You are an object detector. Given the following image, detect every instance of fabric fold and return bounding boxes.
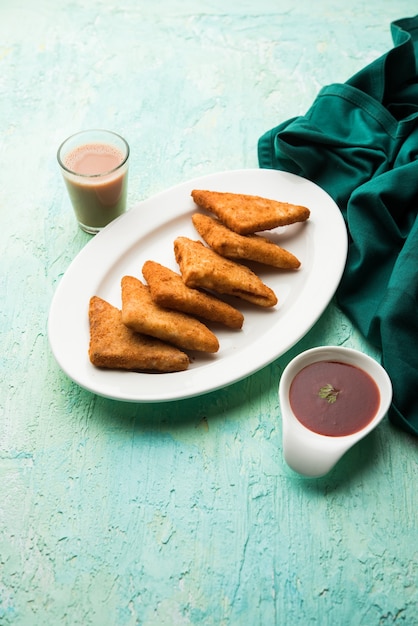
[258,15,418,436]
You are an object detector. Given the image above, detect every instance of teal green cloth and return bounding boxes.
[258,16,418,436]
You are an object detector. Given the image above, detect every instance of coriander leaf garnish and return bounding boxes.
[318,383,340,404]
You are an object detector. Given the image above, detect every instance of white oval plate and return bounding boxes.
[48,169,348,402]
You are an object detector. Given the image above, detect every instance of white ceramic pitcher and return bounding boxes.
[278,346,393,478]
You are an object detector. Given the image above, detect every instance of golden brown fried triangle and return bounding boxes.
[191,189,310,234]
[142,260,244,329]
[121,275,219,353]
[192,213,301,269]
[88,296,189,372]
[174,237,277,308]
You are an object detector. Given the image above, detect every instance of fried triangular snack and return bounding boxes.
[88,296,189,372]
[121,275,219,353]
[142,260,244,329]
[191,189,310,234]
[174,237,278,308]
[192,213,301,269]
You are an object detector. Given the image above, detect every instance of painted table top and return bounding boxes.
[1,1,417,624]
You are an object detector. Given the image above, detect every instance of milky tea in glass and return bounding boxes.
[57,130,129,234]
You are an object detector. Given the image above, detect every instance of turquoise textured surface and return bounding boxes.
[1,2,417,625]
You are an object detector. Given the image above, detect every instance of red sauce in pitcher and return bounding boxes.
[289,360,380,437]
